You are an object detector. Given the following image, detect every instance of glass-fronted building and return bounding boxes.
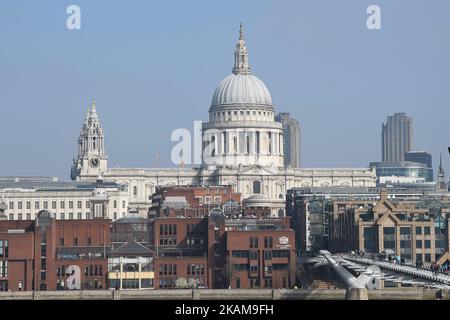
[370,161,434,183]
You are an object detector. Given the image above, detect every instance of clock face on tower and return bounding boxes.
[89,157,100,168]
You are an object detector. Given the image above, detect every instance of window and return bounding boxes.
[253,181,261,194]
[4,241,8,258]
[52,201,56,209]
[26,202,31,210]
[400,227,410,235]
[43,201,48,209]
[35,201,39,209]
[133,186,137,196]
[60,238,64,246]
[88,237,92,245]
[0,261,7,277]
[236,277,240,289]
[424,240,431,248]
[122,201,126,209]
[69,213,73,220]
[264,265,272,274]
[26,213,31,220]
[69,201,73,209]
[232,250,249,258]
[18,213,22,220]
[18,202,22,210]
[272,250,289,258]
[60,213,65,220]
[250,237,258,248]
[9,214,13,220]
[86,201,90,209]
[0,241,3,257]
[113,212,117,220]
[77,201,82,209]
[416,240,422,248]
[383,227,396,251]
[113,201,117,209]
[73,238,78,246]
[78,212,82,220]
[60,201,65,209]
[9,202,13,210]
[416,226,422,235]
[264,237,273,248]
[424,227,431,235]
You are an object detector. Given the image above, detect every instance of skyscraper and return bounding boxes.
[275,113,301,168]
[381,113,412,162]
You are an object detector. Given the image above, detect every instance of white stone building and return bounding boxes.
[70,24,376,216]
[0,176,129,221]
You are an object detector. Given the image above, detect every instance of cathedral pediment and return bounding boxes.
[237,164,276,176]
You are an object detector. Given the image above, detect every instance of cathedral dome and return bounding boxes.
[210,23,273,109]
[211,73,272,107]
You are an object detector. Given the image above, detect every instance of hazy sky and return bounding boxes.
[0,0,449,179]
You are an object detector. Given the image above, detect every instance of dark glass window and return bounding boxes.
[252,181,261,194]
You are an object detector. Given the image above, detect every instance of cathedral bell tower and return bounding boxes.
[71,101,108,180]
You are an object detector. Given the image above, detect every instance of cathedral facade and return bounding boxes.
[71,25,376,216]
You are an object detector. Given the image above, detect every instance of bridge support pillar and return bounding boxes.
[345,288,368,300]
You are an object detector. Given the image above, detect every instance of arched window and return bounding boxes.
[253,181,261,194]
[133,186,137,196]
[278,209,285,218]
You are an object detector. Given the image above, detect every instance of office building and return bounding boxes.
[405,151,432,168]
[381,113,413,162]
[275,113,301,168]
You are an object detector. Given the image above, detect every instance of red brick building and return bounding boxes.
[226,227,295,289]
[148,186,296,289]
[0,210,110,291]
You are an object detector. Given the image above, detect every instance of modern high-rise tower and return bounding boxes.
[275,113,301,168]
[381,113,412,162]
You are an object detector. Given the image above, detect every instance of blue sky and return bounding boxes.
[0,0,449,179]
